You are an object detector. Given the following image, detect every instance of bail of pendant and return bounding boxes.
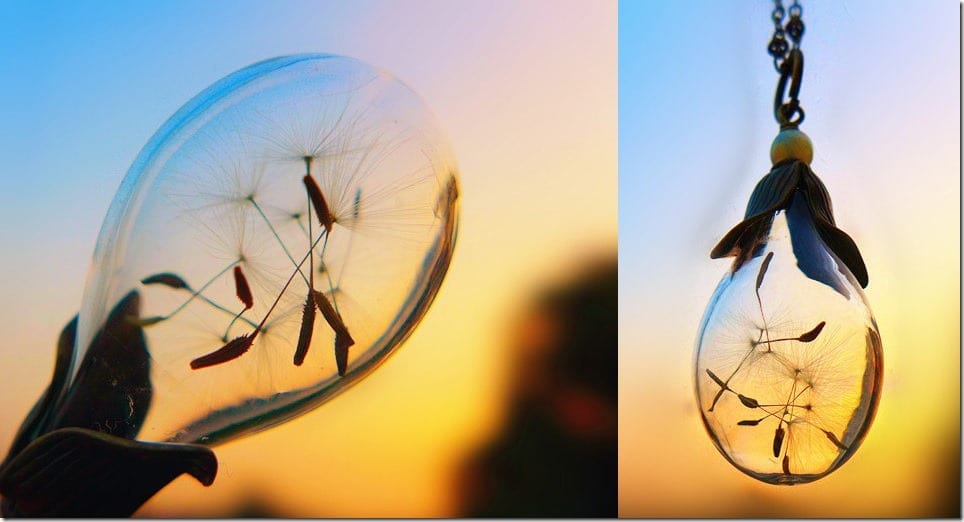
[771,47,811,164]
[774,48,805,126]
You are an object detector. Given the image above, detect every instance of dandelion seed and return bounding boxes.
[706,369,731,412]
[303,174,334,233]
[753,255,775,351]
[293,293,316,366]
[233,266,254,309]
[753,322,826,345]
[738,419,762,426]
[706,368,726,388]
[141,261,241,324]
[294,165,320,369]
[335,330,355,377]
[141,273,190,290]
[738,394,760,409]
[195,230,322,370]
[756,252,774,290]
[313,289,355,375]
[190,332,258,369]
[216,265,257,339]
[782,454,791,474]
[313,290,346,335]
[797,321,826,343]
[772,426,785,457]
[824,430,848,450]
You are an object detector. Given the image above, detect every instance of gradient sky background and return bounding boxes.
[620,0,959,517]
[0,0,616,516]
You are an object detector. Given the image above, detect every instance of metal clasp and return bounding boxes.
[774,48,805,127]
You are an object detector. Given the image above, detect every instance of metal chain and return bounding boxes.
[768,0,805,72]
[769,0,806,126]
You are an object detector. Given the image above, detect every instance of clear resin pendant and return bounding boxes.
[50,54,459,446]
[695,137,882,484]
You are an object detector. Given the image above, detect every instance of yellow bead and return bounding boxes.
[770,128,813,165]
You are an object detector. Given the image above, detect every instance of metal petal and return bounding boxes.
[744,160,803,219]
[712,160,869,288]
[0,427,216,517]
[51,291,152,439]
[800,167,837,226]
[814,221,869,288]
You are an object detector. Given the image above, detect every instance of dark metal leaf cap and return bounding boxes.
[0,292,220,517]
[0,427,217,517]
[710,160,869,288]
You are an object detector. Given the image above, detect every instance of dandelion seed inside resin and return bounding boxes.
[695,165,882,485]
[695,5,881,482]
[70,54,460,445]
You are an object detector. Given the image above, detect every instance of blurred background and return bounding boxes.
[0,0,616,516]
[620,0,959,517]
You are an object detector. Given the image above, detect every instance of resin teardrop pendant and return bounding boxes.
[694,128,882,485]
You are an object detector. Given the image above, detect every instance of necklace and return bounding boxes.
[693,0,883,485]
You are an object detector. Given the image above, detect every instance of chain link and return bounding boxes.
[767,0,805,72]
[769,0,806,126]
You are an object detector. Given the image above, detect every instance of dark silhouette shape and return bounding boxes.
[49,292,152,437]
[459,256,617,517]
[0,427,216,517]
[0,291,217,517]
